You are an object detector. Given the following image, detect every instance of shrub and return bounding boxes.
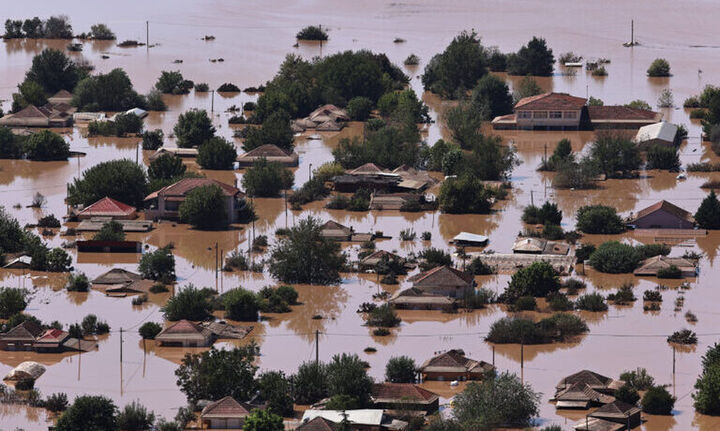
[591,66,608,77]
[288,177,330,207]
[138,322,162,339]
[385,356,416,383]
[502,261,560,302]
[461,288,496,309]
[178,184,229,229]
[46,248,72,272]
[45,392,69,412]
[547,292,574,311]
[647,58,671,77]
[439,176,495,214]
[66,272,89,292]
[636,243,671,259]
[588,241,642,273]
[217,83,240,92]
[642,386,675,415]
[72,68,145,111]
[148,153,186,181]
[0,288,29,319]
[588,132,641,178]
[695,190,720,229]
[574,244,596,262]
[141,129,164,150]
[54,395,118,431]
[469,257,495,275]
[242,159,294,197]
[92,220,126,241]
[421,30,488,98]
[522,202,562,225]
[162,284,213,321]
[67,159,148,208]
[486,313,587,344]
[173,109,215,148]
[24,130,70,161]
[574,293,608,311]
[224,288,260,321]
[146,89,167,111]
[367,304,401,327]
[657,265,682,279]
[194,83,209,92]
[37,214,60,228]
[418,248,453,271]
[607,284,636,304]
[667,329,697,344]
[197,137,236,170]
[643,290,663,302]
[506,36,555,76]
[657,88,674,108]
[80,314,110,335]
[620,367,655,391]
[576,205,624,234]
[399,229,416,241]
[225,250,249,270]
[347,96,373,121]
[139,246,176,282]
[117,401,155,431]
[647,145,680,170]
[404,54,419,66]
[513,296,537,311]
[155,71,193,94]
[615,384,640,405]
[562,278,587,294]
[296,25,328,41]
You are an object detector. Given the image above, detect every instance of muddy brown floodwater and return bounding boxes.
[2,1,720,429]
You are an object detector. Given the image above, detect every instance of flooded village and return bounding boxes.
[2,1,720,430]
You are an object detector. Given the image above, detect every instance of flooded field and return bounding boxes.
[2,1,720,429]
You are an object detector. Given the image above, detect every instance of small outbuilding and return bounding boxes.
[553,382,616,409]
[634,121,678,148]
[371,383,440,414]
[200,396,252,429]
[155,320,214,347]
[418,349,495,381]
[3,255,32,269]
[587,401,642,429]
[629,200,694,230]
[408,266,475,298]
[93,268,143,285]
[236,144,299,167]
[633,256,697,277]
[388,287,457,310]
[451,232,489,246]
[320,220,353,241]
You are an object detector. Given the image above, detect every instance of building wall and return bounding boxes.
[416,284,472,298]
[516,109,581,129]
[0,340,35,351]
[635,211,693,229]
[206,417,244,429]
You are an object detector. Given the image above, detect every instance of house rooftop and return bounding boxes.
[556,370,618,391]
[587,105,661,121]
[589,400,642,419]
[371,383,439,403]
[78,197,136,218]
[408,265,474,286]
[144,178,243,201]
[240,144,293,158]
[418,349,494,374]
[201,396,251,419]
[633,200,693,224]
[635,121,678,143]
[515,92,587,111]
[297,416,338,431]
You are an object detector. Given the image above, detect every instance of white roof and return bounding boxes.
[302,410,384,426]
[3,255,32,268]
[125,108,148,118]
[4,361,46,381]
[635,121,677,143]
[452,232,489,244]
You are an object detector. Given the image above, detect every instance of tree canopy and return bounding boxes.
[197,137,237,170]
[162,284,213,321]
[174,109,216,148]
[24,48,83,94]
[422,31,488,98]
[72,68,145,112]
[507,37,555,76]
[695,190,720,229]
[242,158,294,197]
[178,184,229,229]
[576,204,624,234]
[55,395,118,431]
[502,261,560,302]
[138,246,176,282]
[243,111,294,153]
[23,130,70,161]
[67,159,148,207]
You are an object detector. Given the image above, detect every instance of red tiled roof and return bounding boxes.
[514,92,587,111]
[201,396,251,419]
[634,200,693,224]
[587,105,659,121]
[408,265,474,286]
[372,383,439,402]
[297,417,338,431]
[79,197,136,217]
[163,320,206,335]
[36,329,68,342]
[144,178,243,201]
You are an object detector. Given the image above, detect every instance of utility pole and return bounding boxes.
[146,21,149,49]
[543,143,547,165]
[211,90,215,113]
[308,163,313,181]
[284,189,288,228]
[631,20,634,46]
[492,345,495,366]
[672,345,676,375]
[119,327,123,363]
[530,190,534,207]
[214,242,219,282]
[135,142,139,164]
[319,24,323,56]
[315,330,319,363]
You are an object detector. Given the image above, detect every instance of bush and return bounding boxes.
[667,329,697,344]
[146,89,167,111]
[647,145,680,170]
[615,384,640,405]
[139,246,176,282]
[138,322,162,339]
[647,58,671,77]
[72,68,145,112]
[422,30,488,98]
[45,393,69,412]
[608,284,636,304]
[55,395,118,431]
[502,261,560,302]
[66,272,89,292]
[461,288,495,309]
[588,132,641,178]
[178,184,229,229]
[117,401,155,431]
[223,288,260,321]
[197,137,237,170]
[576,205,624,234]
[23,130,70,161]
[173,109,215,148]
[439,176,495,214]
[642,386,675,415]
[547,292,574,311]
[695,190,720,229]
[620,367,655,391]
[385,356,416,383]
[92,220,126,242]
[636,243,671,259]
[643,290,663,302]
[217,83,240,92]
[67,159,148,208]
[148,153,186,180]
[506,36,555,76]
[242,158,294,197]
[155,71,193,94]
[367,304,401,327]
[404,54,419,66]
[194,82,209,92]
[162,284,213,321]
[513,296,537,311]
[418,248,453,271]
[486,314,588,344]
[574,293,608,311]
[469,257,495,275]
[46,248,72,272]
[141,129,164,150]
[288,177,330,207]
[522,202,562,225]
[657,265,682,279]
[106,113,143,137]
[333,120,421,170]
[243,111,294,153]
[296,25,328,41]
[347,96,373,121]
[588,241,641,273]
[37,214,60,228]
[294,361,329,404]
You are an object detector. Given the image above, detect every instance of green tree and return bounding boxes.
[507,37,555,76]
[243,111,294,153]
[46,248,72,272]
[642,386,675,415]
[92,220,126,241]
[139,246,176,282]
[117,401,155,431]
[293,361,329,405]
[614,384,640,405]
[269,216,346,284]
[522,201,562,225]
[197,137,237,170]
[72,68,144,111]
[385,356,417,383]
[647,145,680,170]
[0,126,24,159]
[258,371,294,416]
[647,58,671,77]
[444,102,483,150]
[332,120,421,170]
[422,30,488,98]
[148,154,186,180]
[439,176,495,214]
[112,113,143,137]
[453,372,540,430]
[694,364,720,415]
[67,159,148,207]
[502,261,560,302]
[23,130,70,161]
[173,109,216,148]
[576,205,624,234]
[366,304,401,327]
[175,344,259,403]
[327,353,373,407]
[24,48,82,94]
[471,74,514,120]
[695,190,720,229]
[18,80,48,107]
[0,287,29,318]
[55,395,118,431]
[626,99,652,110]
[376,90,429,123]
[242,158,294,197]
[587,241,642,273]
[43,16,73,39]
[513,76,543,100]
[162,284,212,321]
[589,132,641,177]
[141,129,164,150]
[178,184,229,229]
[243,409,284,431]
[138,322,162,339]
[155,71,192,94]
[89,23,115,40]
[223,288,259,321]
[347,96,373,121]
[296,25,328,41]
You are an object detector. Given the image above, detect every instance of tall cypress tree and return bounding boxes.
[695,190,720,229]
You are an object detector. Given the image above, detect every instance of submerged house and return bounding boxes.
[418,349,495,381]
[92,268,142,285]
[629,200,694,230]
[512,237,570,255]
[320,220,353,241]
[587,401,642,429]
[0,103,75,127]
[200,396,252,429]
[236,144,299,167]
[144,178,246,223]
[47,90,73,105]
[155,320,214,347]
[633,256,696,277]
[296,417,342,431]
[0,320,44,351]
[33,329,70,353]
[553,382,616,409]
[302,409,388,431]
[293,104,349,132]
[634,121,679,148]
[556,370,622,395]
[407,266,475,298]
[371,383,440,414]
[388,287,457,310]
[76,197,137,220]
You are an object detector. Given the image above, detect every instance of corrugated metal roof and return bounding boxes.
[635,121,677,143]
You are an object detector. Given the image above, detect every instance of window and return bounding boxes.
[550,111,562,119]
[564,111,578,119]
[518,111,531,119]
[533,111,548,119]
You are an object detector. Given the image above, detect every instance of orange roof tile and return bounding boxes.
[514,92,587,111]
[79,197,136,217]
